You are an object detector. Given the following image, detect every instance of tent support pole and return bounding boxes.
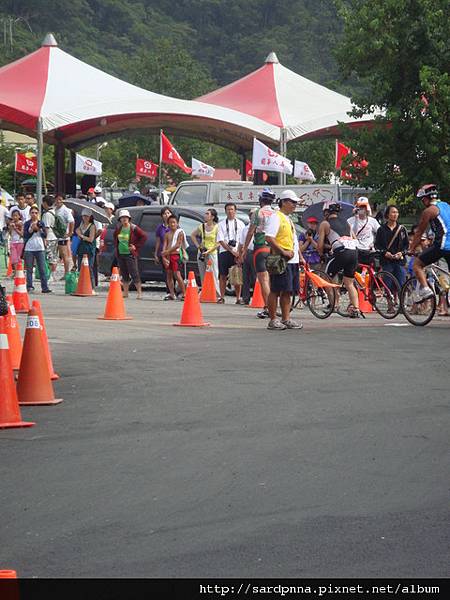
[279,128,287,186]
[240,151,246,181]
[36,118,44,211]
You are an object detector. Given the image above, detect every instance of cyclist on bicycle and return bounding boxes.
[318,201,361,317]
[241,188,276,318]
[409,184,450,301]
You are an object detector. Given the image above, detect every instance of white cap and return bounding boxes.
[94,185,102,193]
[81,208,92,217]
[356,196,370,206]
[104,201,115,210]
[280,189,300,203]
[118,209,131,219]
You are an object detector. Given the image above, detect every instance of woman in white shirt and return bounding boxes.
[23,205,51,293]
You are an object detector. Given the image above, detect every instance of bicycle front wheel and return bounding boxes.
[400,277,436,326]
[306,270,335,319]
[370,271,401,319]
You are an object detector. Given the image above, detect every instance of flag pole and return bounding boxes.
[158,129,163,203]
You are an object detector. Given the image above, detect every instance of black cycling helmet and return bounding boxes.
[323,200,342,214]
[259,187,276,204]
[416,184,438,199]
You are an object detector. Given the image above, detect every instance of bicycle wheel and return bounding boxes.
[400,277,436,326]
[369,270,401,319]
[306,270,335,319]
[334,273,352,316]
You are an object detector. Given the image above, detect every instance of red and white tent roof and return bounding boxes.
[0,34,279,150]
[198,52,376,142]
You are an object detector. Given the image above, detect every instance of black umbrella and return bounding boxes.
[63,198,112,224]
[118,193,153,208]
[301,201,354,227]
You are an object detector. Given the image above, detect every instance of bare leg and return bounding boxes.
[280,292,291,321]
[167,271,176,298]
[258,271,270,306]
[136,282,143,299]
[413,258,429,288]
[344,276,359,309]
[175,272,186,296]
[122,281,130,298]
[268,291,279,320]
[219,274,227,299]
[234,284,242,301]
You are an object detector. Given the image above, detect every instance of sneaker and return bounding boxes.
[257,308,269,319]
[413,286,434,303]
[282,319,303,329]
[163,295,175,301]
[42,289,53,294]
[267,319,287,330]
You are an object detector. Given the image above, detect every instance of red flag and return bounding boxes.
[136,158,158,178]
[335,141,351,170]
[15,152,37,176]
[245,160,253,179]
[160,132,192,174]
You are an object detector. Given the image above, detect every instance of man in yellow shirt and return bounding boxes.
[264,190,305,330]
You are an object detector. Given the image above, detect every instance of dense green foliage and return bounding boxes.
[335,0,450,209]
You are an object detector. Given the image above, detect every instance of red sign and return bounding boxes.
[15,153,37,176]
[161,132,192,174]
[245,160,253,179]
[136,158,158,178]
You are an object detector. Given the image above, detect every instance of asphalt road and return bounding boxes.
[0,283,449,578]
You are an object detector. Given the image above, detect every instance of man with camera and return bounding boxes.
[217,202,245,304]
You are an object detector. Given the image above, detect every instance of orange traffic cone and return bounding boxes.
[98,267,132,320]
[0,570,17,577]
[358,289,373,313]
[17,308,63,406]
[199,259,217,303]
[32,300,59,380]
[72,254,95,296]
[0,317,35,429]
[12,261,30,313]
[5,296,22,370]
[248,279,265,309]
[174,271,210,327]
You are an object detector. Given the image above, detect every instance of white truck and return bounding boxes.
[169,180,369,210]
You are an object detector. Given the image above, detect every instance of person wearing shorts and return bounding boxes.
[217,203,245,304]
[241,188,275,317]
[161,214,187,301]
[113,209,147,299]
[264,190,305,330]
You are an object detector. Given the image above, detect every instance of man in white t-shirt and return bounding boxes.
[216,202,245,303]
[347,197,380,263]
[10,193,30,222]
[55,193,75,278]
[42,195,59,281]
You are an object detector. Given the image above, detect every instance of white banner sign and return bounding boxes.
[294,160,316,182]
[252,138,292,175]
[191,157,215,177]
[75,153,102,175]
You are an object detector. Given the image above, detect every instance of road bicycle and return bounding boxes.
[334,252,401,319]
[400,261,450,326]
[292,263,336,319]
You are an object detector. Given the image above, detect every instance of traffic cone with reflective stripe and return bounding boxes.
[6,256,13,277]
[0,317,35,429]
[248,279,265,309]
[5,296,22,370]
[199,259,217,303]
[72,254,95,296]
[98,267,132,320]
[32,300,59,380]
[174,271,210,327]
[12,261,30,313]
[17,308,63,406]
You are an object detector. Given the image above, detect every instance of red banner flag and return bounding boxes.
[335,141,368,180]
[136,158,158,178]
[245,160,253,179]
[335,141,350,170]
[15,152,37,176]
[160,132,192,174]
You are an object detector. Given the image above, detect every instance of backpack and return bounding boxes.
[44,208,67,238]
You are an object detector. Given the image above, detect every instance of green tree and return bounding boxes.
[335,0,450,210]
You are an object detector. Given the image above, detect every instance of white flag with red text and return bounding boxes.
[252,138,292,175]
[75,153,102,175]
[191,157,215,177]
[293,160,316,182]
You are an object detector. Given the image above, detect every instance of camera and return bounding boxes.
[198,246,207,261]
[306,229,314,237]
[229,239,237,248]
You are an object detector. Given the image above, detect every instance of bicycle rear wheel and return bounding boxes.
[306,270,335,319]
[400,277,436,325]
[334,273,352,316]
[370,271,401,319]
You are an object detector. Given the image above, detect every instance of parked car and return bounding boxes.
[98,205,250,283]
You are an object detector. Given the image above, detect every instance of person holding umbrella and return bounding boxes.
[113,209,147,300]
